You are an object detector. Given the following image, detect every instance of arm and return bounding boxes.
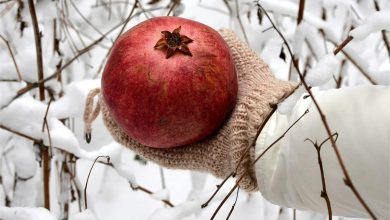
[255,85,390,219]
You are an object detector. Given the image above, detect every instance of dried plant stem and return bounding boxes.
[95,0,139,77]
[202,105,279,209]
[339,50,377,85]
[373,0,390,60]
[257,3,377,219]
[203,85,298,210]
[132,185,174,207]
[84,156,110,209]
[226,187,240,219]
[381,31,390,60]
[305,133,339,220]
[210,109,309,219]
[201,173,233,208]
[297,0,305,25]
[1,17,131,110]
[28,0,45,101]
[333,35,353,55]
[0,35,23,81]
[234,0,249,44]
[27,0,50,210]
[166,0,178,16]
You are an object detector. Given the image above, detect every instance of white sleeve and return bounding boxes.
[254,85,390,219]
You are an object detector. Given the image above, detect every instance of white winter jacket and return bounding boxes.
[255,85,390,219]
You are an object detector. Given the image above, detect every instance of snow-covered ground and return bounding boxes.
[0,0,389,219]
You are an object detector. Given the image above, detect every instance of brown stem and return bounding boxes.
[166,0,178,16]
[234,0,249,44]
[2,19,126,109]
[335,59,346,88]
[373,0,390,61]
[333,35,353,55]
[306,134,339,220]
[84,156,110,209]
[28,0,50,209]
[201,173,233,208]
[381,31,390,60]
[339,50,377,85]
[226,187,240,219]
[132,185,174,207]
[27,0,45,101]
[257,3,378,219]
[94,0,139,78]
[297,0,305,25]
[0,35,23,81]
[210,109,309,219]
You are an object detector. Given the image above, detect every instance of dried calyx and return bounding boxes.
[154,26,194,59]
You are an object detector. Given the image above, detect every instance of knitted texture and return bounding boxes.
[98,29,297,192]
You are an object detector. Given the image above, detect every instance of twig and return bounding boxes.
[0,35,23,81]
[335,59,346,88]
[0,124,38,143]
[201,173,233,208]
[339,49,377,85]
[234,0,249,44]
[210,109,309,219]
[69,0,105,37]
[166,0,178,16]
[201,105,279,209]
[84,156,110,209]
[373,0,390,61]
[132,185,174,207]
[27,0,50,210]
[203,85,298,209]
[257,3,377,219]
[333,35,353,55]
[305,133,339,220]
[1,17,130,109]
[226,187,240,219]
[28,0,45,101]
[297,0,305,25]
[94,0,139,78]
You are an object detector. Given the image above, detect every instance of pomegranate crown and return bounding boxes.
[154,26,194,59]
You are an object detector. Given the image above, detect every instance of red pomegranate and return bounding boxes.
[102,16,237,148]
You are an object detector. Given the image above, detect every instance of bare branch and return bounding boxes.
[297,0,305,25]
[209,109,309,219]
[27,0,45,101]
[84,156,110,209]
[333,35,353,55]
[256,3,378,219]
[131,185,174,207]
[0,35,23,81]
[305,134,339,219]
[373,0,390,61]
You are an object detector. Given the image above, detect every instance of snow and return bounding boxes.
[0,0,387,219]
[305,54,339,86]
[350,11,390,40]
[151,189,170,201]
[0,207,56,220]
[69,209,98,220]
[278,86,305,115]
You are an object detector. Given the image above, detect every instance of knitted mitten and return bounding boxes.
[84,29,297,192]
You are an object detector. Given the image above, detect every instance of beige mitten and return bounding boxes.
[84,29,297,192]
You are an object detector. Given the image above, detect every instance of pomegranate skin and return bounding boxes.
[102,16,237,148]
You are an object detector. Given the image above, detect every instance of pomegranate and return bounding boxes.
[102,16,237,148]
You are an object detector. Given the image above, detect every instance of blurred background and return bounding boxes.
[0,0,389,219]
